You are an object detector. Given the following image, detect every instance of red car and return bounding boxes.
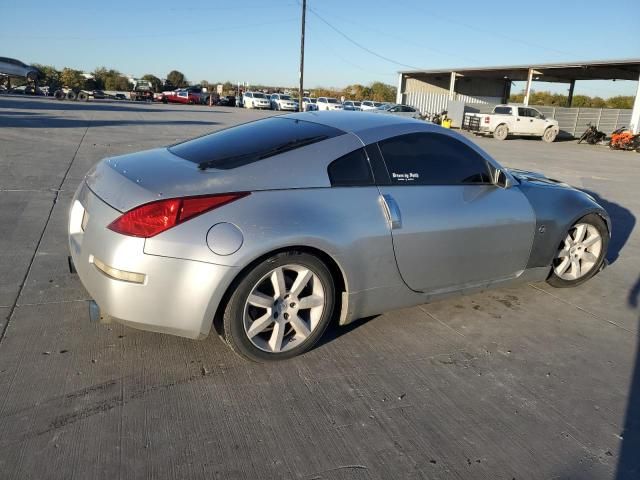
[160,89,201,105]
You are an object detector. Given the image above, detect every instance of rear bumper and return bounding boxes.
[69,183,238,339]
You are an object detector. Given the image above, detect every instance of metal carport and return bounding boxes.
[397,58,640,133]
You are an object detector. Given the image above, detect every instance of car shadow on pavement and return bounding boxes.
[583,190,636,264]
[616,275,640,479]
[0,97,231,114]
[0,113,220,129]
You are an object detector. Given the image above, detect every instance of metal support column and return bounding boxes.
[449,71,457,100]
[631,73,640,134]
[523,68,534,106]
[567,79,575,107]
[396,74,405,105]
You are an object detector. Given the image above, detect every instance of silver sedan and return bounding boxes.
[69,112,610,361]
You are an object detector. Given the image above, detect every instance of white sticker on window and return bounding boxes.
[392,172,419,182]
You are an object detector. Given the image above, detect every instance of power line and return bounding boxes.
[305,5,422,70]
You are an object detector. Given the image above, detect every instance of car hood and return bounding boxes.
[506,168,573,189]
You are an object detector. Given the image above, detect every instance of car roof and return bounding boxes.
[282,111,426,138]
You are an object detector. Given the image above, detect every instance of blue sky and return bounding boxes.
[1,0,638,97]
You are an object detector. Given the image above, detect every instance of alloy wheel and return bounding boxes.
[553,223,603,281]
[243,264,325,353]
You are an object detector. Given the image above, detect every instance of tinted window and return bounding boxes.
[170,117,345,170]
[378,133,492,185]
[328,149,373,186]
[494,106,512,114]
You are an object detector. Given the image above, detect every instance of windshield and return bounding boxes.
[327,98,338,104]
[253,93,266,98]
[310,98,317,103]
[280,95,292,100]
[377,104,392,110]
[374,102,383,107]
[353,102,361,106]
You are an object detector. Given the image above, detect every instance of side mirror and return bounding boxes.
[494,169,510,188]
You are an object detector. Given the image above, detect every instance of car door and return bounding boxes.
[527,108,547,135]
[517,107,537,134]
[375,132,535,293]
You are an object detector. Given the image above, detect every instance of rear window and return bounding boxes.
[169,117,345,170]
[494,106,512,115]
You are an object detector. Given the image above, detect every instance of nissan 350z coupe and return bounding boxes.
[69,112,610,362]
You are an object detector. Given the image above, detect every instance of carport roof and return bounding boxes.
[399,58,640,82]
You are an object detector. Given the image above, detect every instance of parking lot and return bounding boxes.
[0,96,639,479]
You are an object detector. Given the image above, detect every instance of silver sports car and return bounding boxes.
[69,112,610,361]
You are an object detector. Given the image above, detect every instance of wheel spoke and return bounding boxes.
[268,321,285,352]
[556,257,571,275]
[247,313,273,338]
[573,224,587,243]
[298,295,324,309]
[556,248,570,259]
[289,315,311,339]
[271,267,286,299]
[290,269,313,297]
[248,292,273,309]
[583,251,598,263]
[570,258,581,279]
[582,234,600,248]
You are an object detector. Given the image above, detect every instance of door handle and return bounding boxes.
[380,194,402,229]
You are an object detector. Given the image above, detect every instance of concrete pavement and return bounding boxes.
[0,96,638,479]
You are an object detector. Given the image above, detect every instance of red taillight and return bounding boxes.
[484,116,490,124]
[107,192,249,238]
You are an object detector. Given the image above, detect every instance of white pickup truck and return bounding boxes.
[463,104,559,142]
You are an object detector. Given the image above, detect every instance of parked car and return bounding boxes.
[316,97,343,111]
[0,57,40,81]
[92,90,106,99]
[463,104,559,143]
[373,103,421,119]
[161,89,201,105]
[114,93,127,100]
[69,111,610,362]
[216,96,235,106]
[342,100,362,111]
[302,97,318,111]
[244,91,271,109]
[270,93,298,111]
[360,100,383,111]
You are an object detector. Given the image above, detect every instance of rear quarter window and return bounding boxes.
[494,106,512,115]
[327,149,374,186]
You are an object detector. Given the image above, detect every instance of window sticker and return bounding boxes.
[392,172,419,182]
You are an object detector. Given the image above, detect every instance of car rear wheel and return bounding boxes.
[222,252,335,362]
[542,127,557,143]
[547,214,608,288]
[494,124,508,140]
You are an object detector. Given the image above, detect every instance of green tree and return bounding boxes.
[32,64,60,88]
[60,68,85,89]
[606,96,633,109]
[142,74,163,92]
[369,81,396,102]
[167,70,187,88]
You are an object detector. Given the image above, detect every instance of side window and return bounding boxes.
[378,133,492,185]
[327,149,374,187]
[518,107,527,117]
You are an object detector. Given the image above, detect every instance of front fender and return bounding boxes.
[518,184,610,268]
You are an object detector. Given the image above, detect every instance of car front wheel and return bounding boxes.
[547,214,608,288]
[222,252,335,362]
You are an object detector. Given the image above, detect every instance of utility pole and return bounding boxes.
[298,0,306,110]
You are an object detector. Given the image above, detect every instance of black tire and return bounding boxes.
[162,96,168,104]
[542,127,557,143]
[222,251,335,362]
[77,91,88,101]
[65,91,77,101]
[546,213,609,288]
[54,89,65,100]
[494,124,508,141]
[578,131,588,144]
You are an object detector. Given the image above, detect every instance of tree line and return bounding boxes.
[11,64,397,102]
[509,90,634,109]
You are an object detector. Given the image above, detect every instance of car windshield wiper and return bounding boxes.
[197,135,328,170]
